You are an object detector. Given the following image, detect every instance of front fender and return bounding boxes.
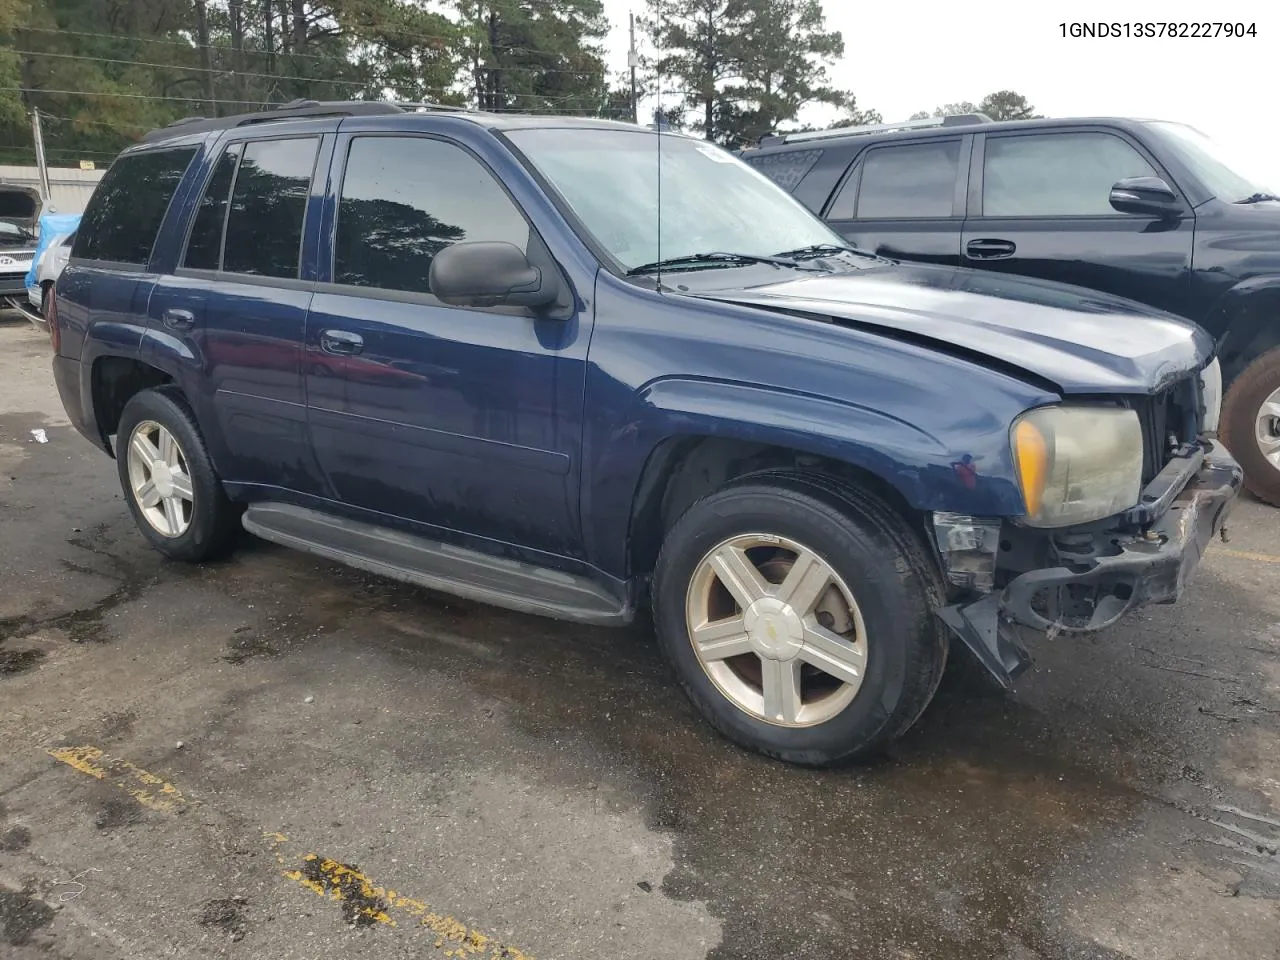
[583,376,1030,579]
[1204,275,1280,383]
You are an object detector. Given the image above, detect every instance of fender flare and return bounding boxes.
[582,376,1027,580]
[1206,276,1280,384]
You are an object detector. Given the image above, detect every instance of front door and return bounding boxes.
[960,128,1195,316]
[304,132,590,560]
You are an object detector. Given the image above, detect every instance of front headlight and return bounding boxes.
[1011,405,1143,527]
[1200,357,1222,435]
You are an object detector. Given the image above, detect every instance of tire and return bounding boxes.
[1221,349,1280,506]
[40,282,51,319]
[651,472,949,767]
[115,388,241,562]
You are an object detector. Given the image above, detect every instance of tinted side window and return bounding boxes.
[222,138,318,278]
[182,144,242,271]
[334,136,530,295]
[855,141,960,219]
[741,149,824,192]
[73,148,196,264]
[983,133,1159,217]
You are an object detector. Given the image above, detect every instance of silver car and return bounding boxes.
[27,229,75,315]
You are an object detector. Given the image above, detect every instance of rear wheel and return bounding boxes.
[651,473,948,766]
[116,389,241,562]
[1222,349,1280,506]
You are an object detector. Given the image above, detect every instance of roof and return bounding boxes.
[137,98,647,145]
[739,114,1164,157]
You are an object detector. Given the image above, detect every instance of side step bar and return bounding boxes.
[242,502,633,626]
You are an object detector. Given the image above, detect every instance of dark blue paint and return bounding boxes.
[54,112,1214,591]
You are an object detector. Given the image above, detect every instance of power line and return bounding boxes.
[3,86,615,115]
[14,24,611,73]
[11,48,367,88]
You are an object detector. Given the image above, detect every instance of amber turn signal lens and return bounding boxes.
[1013,417,1049,518]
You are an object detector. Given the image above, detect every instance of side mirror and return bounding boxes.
[428,241,559,310]
[1109,176,1180,217]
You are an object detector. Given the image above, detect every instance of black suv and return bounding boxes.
[738,114,1280,504]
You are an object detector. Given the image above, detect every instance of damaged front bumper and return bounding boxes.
[935,442,1242,688]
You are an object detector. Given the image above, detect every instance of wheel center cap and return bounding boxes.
[152,461,174,498]
[744,597,804,661]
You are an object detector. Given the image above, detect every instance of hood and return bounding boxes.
[0,183,42,236]
[692,262,1212,395]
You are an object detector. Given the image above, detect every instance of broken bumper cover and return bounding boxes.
[938,444,1242,688]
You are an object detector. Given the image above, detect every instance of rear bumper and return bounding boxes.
[52,353,109,454]
[937,443,1242,687]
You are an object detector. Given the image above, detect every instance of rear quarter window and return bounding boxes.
[72,147,197,265]
[741,149,824,192]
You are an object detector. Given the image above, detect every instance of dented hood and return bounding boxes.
[693,262,1212,395]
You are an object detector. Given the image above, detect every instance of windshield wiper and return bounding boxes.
[625,251,803,276]
[773,242,883,262]
[1236,192,1280,204]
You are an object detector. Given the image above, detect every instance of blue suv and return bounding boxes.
[49,100,1240,766]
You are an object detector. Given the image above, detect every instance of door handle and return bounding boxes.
[965,238,1017,260]
[320,329,364,356]
[162,308,195,331]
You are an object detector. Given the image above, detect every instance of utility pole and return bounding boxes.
[30,108,51,210]
[628,12,639,125]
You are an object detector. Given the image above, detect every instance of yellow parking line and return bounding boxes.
[266,833,535,958]
[49,750,538,958]
[48,745,191,813]
[1210,546,1280,564]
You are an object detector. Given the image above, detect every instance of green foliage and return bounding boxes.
[909,91,1043,123]
[641,0,868,147]
[3,0,612,166]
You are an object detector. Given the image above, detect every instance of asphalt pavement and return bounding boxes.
[1,316,1277,960]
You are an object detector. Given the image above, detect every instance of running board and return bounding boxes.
[242,502,632,626]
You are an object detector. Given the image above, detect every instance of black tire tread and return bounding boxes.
[115,387,241,563]
[1221,349,1280,507]
[652,469,949,766]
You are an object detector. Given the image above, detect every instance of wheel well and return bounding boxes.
[91,357,174,455]
[627,436,927,581]
[1216,288,1280,386]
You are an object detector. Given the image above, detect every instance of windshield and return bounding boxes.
[0,221,29,240]
[505,127,848,273]
[1143,121,1274,202]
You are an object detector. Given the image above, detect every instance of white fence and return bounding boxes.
[0,164,105,216]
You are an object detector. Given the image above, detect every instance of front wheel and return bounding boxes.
[1222,349,1280,506]
[651,473,948,767]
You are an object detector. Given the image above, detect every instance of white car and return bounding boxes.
[27,229,75,317]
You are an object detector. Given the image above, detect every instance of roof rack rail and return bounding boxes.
[139,99,419,144]
[390,100,473,113]
[758,112,994,148]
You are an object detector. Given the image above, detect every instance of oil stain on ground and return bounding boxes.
[0,885,55,947]
[198,896,249,942]
[0,826,31,852]
[221,628,278,665]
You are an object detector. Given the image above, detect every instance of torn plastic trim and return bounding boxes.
[936,443,1241,689]
[932,512,1001,593]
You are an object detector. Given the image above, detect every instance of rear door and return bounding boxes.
[59,145,198,368]
[144,124,335,493]
[959,127,1194,314]
[821,136,969,267]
